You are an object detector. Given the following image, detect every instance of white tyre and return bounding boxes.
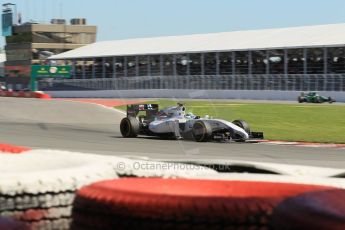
[0,150,118,230]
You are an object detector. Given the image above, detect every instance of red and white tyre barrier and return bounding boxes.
[0,91,51,99]
[1,144,344,230]
[71,178,335,230]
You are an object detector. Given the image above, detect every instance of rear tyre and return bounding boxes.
[328,97,335,103]
[298,96,304,103]
[232,120,251,142]
[192,121,212,142]
[120,117,139,138]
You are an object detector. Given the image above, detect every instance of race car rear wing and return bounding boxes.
[127,104,159,119]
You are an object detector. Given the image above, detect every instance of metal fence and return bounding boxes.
[38,74,345,92]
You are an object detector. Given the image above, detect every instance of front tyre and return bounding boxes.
[232,120,251,134]
[120,117,139,138]
[192,121,212,142]
[232,120,251,142]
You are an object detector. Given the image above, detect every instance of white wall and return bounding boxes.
[0,53,6,77]
[47,90,345,102]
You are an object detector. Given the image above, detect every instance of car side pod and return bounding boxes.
[71,178,335,230]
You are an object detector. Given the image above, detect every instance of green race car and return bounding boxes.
[298,92,336,103]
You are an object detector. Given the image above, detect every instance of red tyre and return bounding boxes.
[72,178,334,230]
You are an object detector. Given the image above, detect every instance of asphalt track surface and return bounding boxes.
[0,97,344,168]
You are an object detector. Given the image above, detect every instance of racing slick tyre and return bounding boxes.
[71,178,334,230]
[192,120,212,142]
[272,189,345,230]
[328,97,335,103]
[232,120,251,142]
[120,117,139,138]
[298,96,304,103]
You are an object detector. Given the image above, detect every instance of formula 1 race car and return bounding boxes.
[298,92,336,103]
[120,103,264,142]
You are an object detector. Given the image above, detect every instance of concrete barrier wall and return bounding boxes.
[47,90,345,102]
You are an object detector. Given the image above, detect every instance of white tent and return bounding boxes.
[51,23,345,59]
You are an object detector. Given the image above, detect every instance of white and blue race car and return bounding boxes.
[120,103,263,142]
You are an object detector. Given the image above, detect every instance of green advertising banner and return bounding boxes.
[31,65,71,78]
[30,65,71,91]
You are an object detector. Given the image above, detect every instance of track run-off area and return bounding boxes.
[0,97,344,169]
